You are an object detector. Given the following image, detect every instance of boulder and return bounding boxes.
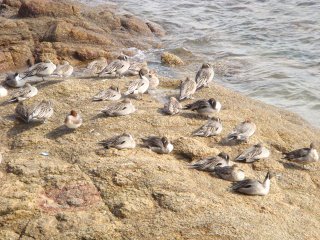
[2,0,22,8]
[120,14,153,36]
[146,21,166,37]
[161,52,184,66]
[18,0,80,18]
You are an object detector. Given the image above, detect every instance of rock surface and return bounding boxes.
[0,75,319,239]
[161,52,184,66]
[0,0,164,72]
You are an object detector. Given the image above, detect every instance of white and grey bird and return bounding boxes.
[195,63,214,89]
[227,120,256,142]
[163,97,182,115]
[23,59,56,81]
[124,68,150,96]
[231,172,272,196]
[189,152,230,172]
[28,100,54,123]
[64,110,82,129]
[98,55,130,78]
[93,86,121,101]
[142,136,173,154]
[179,77,197,101]
[125,61,148,76]
[15,100,53,123]
[184,98,221,117]
[0,85,8,97]
[213,164,245,182]
[148,69,160,90]
[283,143,319,167]
[99,133,136,150]
[5,73,26,88]
[193,117,222,137]
[86,57,108,75]
[54,60,73,78]
[7,83,38,102]
[235,143,270,163]
[101,98,136,117]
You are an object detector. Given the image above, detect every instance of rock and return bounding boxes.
[146,21,166,37]
[3,0,22,8]
[120,14,153,36]
[161,52,184,66]
[18,0,80,18]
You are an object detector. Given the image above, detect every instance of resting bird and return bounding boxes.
[124,68,149,96]
[7,83,38,102]
[98,55,130,78]
[101,99,136,117]
[99,133,136,150]
[195,63,214,89]
[189,152,230,171]
[184,98,221,117]
[0,86,8,97]
[213,165,245,182]
[54,61,73,78]
[179,77,197,101]
[142,136,173,154]
[283,143,319,168]
[227,120,256,142]
[148,69,159,90]
[231,172,272,196]
[192,117,222,137]
[22,59,56,81]
[163,97,182,115]
[235,143,270,163]
[86,57,108,75]
[15,100,53,123]
[126,61,148,76]
[93,86,121,101]
[5,73,26,88]
[65,110,82,129]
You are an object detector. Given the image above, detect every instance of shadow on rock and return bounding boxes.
[7,121,43,137]
[46,125,76,139]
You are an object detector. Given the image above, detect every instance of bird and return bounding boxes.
[212,165,245,182]
[195,63,214,89]
[101,98,136,117]
[125,61,148,76]
[0,85,8,97]
[7,83,38,102]
[148,69,160,90]
[99,133,136,150]
[179,77,197,101]
[163,97,182,115]
[5,72,26,88]
[28,100,54,123]
[184,98,221,117]
[15,102,30,123]
[86,57,108,75]
[235,143,270,163]
[227,120,256,142]
[54,60,73,78]
[141,136,173,154]
[93,86,121,101]
[64,110,82,129]
[124,68,150,96]
[98,55,130,78]
[231,172,272,196]
[189,152,230,171]
[192,117,222,137]
[283,143,319,168]
[22,59,57,81]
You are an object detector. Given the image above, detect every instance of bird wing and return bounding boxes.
[195,68,210,88]
[15,103,30,122]
[284,148,310,159]
[235,146,262,162]
[126,79,141,94]
[102,102,128,114]
[93,89,116,101]
[142,137,164,148]
[101,60,123,74]
[23,63,48,78]
[231,179,257,190]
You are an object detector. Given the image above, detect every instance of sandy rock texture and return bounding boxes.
[0,74,319,239]
[0,0,165,71]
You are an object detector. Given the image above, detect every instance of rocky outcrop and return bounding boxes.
[0,0,165,72]
[161,52,184,66]
[0,76,319,239]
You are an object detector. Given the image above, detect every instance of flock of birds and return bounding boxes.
[0,55,319,196]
